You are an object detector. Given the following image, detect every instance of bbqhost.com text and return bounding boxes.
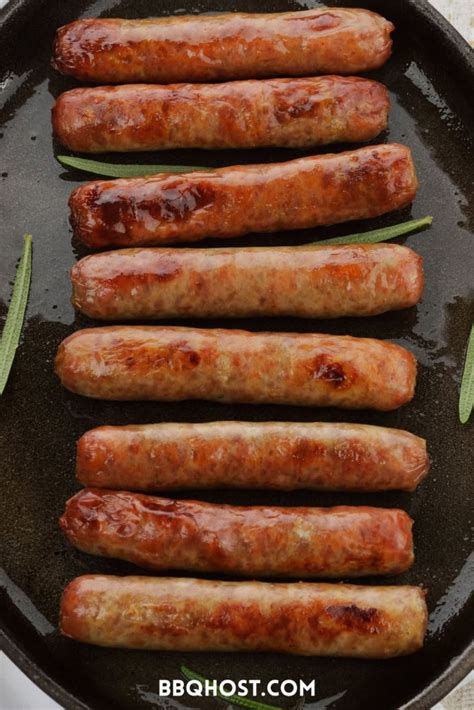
[158,677,317,700]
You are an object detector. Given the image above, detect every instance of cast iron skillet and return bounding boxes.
[0,1,473,708]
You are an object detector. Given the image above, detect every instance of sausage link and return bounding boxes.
[60,576,427,657]
[76,421,429,493]
[54,326,417,410]
[52,9,394,83]
[60,489,414,577]
[69,144,418,249]
[52,77,389,153]
[71,243,423,321]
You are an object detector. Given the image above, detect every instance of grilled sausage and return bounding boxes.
[52,77,389,153]
[76,421,429,493]
[52,9,394,84]
[60,576,428,657]
[70,243,423,321]
[54,326,417,410]
[69,144,418,249]
[60,489,414,577]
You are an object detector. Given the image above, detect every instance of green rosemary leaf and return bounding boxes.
[180,666,281,710]
[56,154,208,178]
[0,234,33,395]
[309,216,432,246]
[459,324,474,424]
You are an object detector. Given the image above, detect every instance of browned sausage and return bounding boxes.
[70,243,423,321]
[52,77,389,153]
[54,326,417,410]
[60,576,428,657]
[52,9,394,84]
[69,144,418,249]
[76,421,429,493]
[60,489,414,577]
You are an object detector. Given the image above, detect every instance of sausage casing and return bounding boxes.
[60,576,428,657]
[71,243,423,321]
[76,421,429,493]
[60,489,414,577]
[52,77,389,153]
[54,326,417,410]
[52,9,394,83]
[68,144,418,248]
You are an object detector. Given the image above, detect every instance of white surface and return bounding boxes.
[0,0,472,708]
[1,653,60,710]
[433,671,474,710]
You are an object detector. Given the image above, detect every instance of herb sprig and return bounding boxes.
[309,216,432,246]
[180,666,281,710]
[56,155,207,177]
[0,234,33,395]
[459,324,474,424]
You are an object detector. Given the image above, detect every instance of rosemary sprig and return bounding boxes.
[180,666,281,710]
[459,324,474,424]
[56,155,207,177]
[0,234,33,395]
[310,216,432,246]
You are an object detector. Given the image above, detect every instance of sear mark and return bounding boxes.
[326,604,381,633]
[308,355,347,387]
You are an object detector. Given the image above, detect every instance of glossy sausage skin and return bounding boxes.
[69,144,418,249]
[52,9,394,83]
[54,326,417,410]
[61,576,427,657]
[76,421,429,493]
[52,77,389,153]
[71,244,423,321]
[60,489,414,577]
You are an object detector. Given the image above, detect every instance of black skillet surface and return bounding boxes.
[0,1,473,708]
